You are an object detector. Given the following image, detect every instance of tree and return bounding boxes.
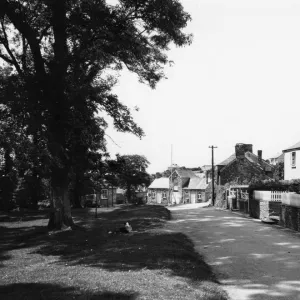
[274,162,284,181]
[0,0,191,228]
[155,172,162,179]
[108,155,151,203]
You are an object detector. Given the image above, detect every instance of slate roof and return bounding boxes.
[184,177,208,190]
[268,152,284,159]
[148,178,169,189]
[175,169,198,178]
[217,151,273,171]
[283,141,300,152]
[217,154,236,166]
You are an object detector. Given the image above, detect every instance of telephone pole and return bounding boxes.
[169,144,173,206]
[209,146,218,206]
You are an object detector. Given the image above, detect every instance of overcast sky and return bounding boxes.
[105,0,300,174]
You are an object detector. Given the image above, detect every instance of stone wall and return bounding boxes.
[220,157,270,186]
[280,205,300,231]
[235,143,253,158]
[249,199,281,220]
[214,185,227,209]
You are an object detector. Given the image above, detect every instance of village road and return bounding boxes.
[167,205,300,300]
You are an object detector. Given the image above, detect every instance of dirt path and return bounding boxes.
[167,205,300,300]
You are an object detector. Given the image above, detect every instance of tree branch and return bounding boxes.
[2,0,46,79]
[0,19,23,75]
[38,25,51,42]
[0,52,13,65]
[105,133,121,148]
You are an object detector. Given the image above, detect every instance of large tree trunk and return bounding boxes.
[72,175,83,208]
[48,183,74,230]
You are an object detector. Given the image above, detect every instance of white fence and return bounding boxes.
[281,193,300,208]
[253,190,288,202]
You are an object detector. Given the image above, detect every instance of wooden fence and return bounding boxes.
[253,190,288,202]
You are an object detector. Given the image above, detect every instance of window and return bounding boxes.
[162,192,167,199]
[101,189,108,199]
[291,152,296,168]
[197,193,202,201]
[151,191,156,198]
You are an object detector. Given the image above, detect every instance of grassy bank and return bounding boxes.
[0,205,228,300]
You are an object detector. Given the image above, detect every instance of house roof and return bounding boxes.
[268,152,284,160]
[148,178,169,189]
[217,154,236,166]
[217,151,273,172]
[184,177,208,190]
[175,169,197,178]
[283,141,300,152]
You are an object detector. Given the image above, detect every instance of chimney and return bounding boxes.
[235,143,253,158]
[257,150,262,162]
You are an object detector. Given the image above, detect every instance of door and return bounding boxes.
[157,192,162,204]
[191,192,196,204]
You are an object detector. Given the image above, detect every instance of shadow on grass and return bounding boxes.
[0,224,48,267]
[0,205,217,283]
[0,283,138,300]
[0,210,49,222]
[36,205,217,283]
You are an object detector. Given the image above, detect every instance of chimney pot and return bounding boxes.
[258,150,262,161]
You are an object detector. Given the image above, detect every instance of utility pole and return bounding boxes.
[169,144,173,206]
[209,146,218,206]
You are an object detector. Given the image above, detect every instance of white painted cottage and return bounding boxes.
[283,141,300,180]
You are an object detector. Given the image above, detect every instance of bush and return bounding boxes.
[248,179,300,198]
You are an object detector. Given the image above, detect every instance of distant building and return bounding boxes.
[215,143,274,185]
[208,143,274,209]
[147,178,169,205]
[267,152,284,165]
[147,167,208,205]
[283,141,300,180]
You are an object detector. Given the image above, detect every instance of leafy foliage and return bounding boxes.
[107,154,151,202]
[248,178,300,197]
[273,162,284,181]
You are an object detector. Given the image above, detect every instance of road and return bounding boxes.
[167,204,300,300]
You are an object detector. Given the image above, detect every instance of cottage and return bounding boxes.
[216,143,273,185]
[81,184,117,207]
[282,141,300,180]
[147,177,169,205]
[210,143,274,209]
[148,167,208,205]
[182,177,208,203]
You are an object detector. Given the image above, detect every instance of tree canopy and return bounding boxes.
[0,0,192,227]
[107,154,151,202]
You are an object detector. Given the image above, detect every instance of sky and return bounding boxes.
[104,0,300,174]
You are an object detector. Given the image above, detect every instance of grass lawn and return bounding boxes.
[0,205,228,300]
